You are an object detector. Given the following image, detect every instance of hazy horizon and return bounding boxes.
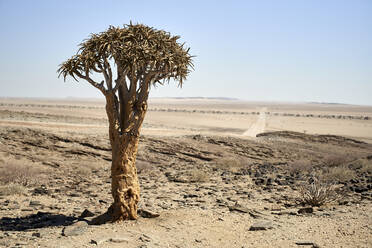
[0,0,371,105]
[1,95,371,107]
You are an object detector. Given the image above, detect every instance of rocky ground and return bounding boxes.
[0,127,371,247]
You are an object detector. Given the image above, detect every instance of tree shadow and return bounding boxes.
[0,211,78,231]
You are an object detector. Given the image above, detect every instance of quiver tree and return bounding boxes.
[58,23,193,222]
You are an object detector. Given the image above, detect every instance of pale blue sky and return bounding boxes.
[0,0,371,105]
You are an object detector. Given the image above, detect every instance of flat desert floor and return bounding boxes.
[0,97,371,247]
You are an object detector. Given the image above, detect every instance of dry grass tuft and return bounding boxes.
[355,158,372,174]
[299,176,339,207]
[0,183,27,196]
[322,154,353,168]
[0,159,48,187]
[288,160,313,175]
[321,166,356,183]
[136,161,153,174]
[187,169,210,183]
[215,158,245,173]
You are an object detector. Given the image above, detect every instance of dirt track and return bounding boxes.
[243,108,267,137]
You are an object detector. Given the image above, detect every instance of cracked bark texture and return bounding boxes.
[105,93,147,221]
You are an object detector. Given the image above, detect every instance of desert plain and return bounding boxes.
[0,97,371,247]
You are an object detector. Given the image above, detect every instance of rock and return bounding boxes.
[139,234,152,242]
[32,232,41,238]
[354,187,368,193]
[314,211,331,217]
[249,221,273,231]
[33,186,49,195]
[272,210,298,216]
[29,201,42,207]
[69,193,80,197]
[254,178,265,185]
[295,241,320,247]
[91,237,109,245]
[138,209,160,218]
[109,237,129,243]
[62,221,88,236]
[91,237,129,245]
[228,204,264,218]
[21,208,34,211]
[79,209,95,218]
[298,207,313,214]
[228,204,250,213]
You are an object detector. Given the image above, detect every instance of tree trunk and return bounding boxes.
[108,135,140,221]
[102,94,146,222]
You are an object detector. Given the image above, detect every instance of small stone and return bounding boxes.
[29,201,42,206]
[21,208,34,211]
[62,221,88,236]
[249,221,273,231]
[32,232,41,238]
[298,207,313,214]
[91,236,129,245]
[109,237,129,243]
[91,238,109,245]
[138,209,160,218]
[139,234,152,242]
[228,205,250,213]
[33,187,49,195]
[228,204,264,218]
[295,241,320,248]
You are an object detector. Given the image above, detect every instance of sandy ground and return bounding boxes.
[243,108,267,137]
[1,97,371,140]
[0,97,371,248]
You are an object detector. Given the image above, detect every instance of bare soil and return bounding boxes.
[0,98,371,248]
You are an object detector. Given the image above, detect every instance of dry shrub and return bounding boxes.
[288,160,313,174]
[216,158,245,172]
[71,163,92,175]
[0,160,48,187]
[322,154,353,168]
[299,176,339,207]
[136,160,152,174]
[187,169,209,183]
[355,159,372,174]
[0,183,27,196]
[321,166,356,183]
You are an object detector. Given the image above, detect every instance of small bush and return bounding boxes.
[321,166,356,183]
[136,161,152,174]
[0,183,27,196]
[0,160,47,186]
[357,159,372,174]
[187,169,209,183]
[299,176,338,207]
[216,158,245,172]
[288,160,313,175]
[72,164,91,175]
[322,154,352,168]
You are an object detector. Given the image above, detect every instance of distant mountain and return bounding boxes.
[152,97,239,100]
[307,101,349,105]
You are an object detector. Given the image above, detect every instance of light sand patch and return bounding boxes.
[243,108,267,137]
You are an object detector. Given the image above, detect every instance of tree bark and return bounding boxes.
[108,135,140,221]
[103,93,146,222]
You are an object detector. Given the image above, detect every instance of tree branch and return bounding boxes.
[73,69,107,95]
[103,58,113,90]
